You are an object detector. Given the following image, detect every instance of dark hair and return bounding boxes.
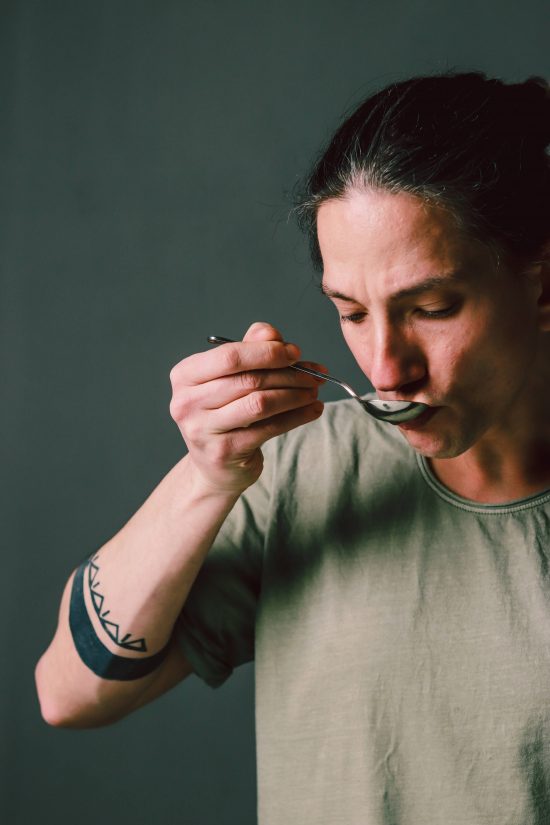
[295,72,550,270]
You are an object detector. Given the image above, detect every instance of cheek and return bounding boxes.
[422,319,494,397]
[430,310,531,402]
[340,326,367,366]
[427,337,469,394]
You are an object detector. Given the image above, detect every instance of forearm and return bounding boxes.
[35,453,241,727]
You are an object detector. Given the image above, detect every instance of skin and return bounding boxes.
[169,326,326,494]
[317,188,550,503]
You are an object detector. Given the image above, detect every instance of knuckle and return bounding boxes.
[169,398,179,420]
[238,370,261,392]
[183,418,202,445]
[169,393,193,425]
[262,340,284,365]
[246,392,267,419]
[169,365,179,386]
[221,346,242,374]
[169,358,194,388]
[265,340,281,359]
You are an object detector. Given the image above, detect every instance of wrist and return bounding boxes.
[182,453,253,504]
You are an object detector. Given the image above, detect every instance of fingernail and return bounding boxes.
[285,343,300,361]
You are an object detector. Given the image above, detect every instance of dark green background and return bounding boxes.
[2,2,548,823]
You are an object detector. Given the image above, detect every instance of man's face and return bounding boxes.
[317,188,542,458]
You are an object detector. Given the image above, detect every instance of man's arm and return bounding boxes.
[35,455,240,728]
[35,323,325,728]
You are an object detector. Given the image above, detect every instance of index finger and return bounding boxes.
[177,338,302,385]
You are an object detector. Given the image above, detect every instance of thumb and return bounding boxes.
[242,321,285,343]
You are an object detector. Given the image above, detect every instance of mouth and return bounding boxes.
[396,405,440,431]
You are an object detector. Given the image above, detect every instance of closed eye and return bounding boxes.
[340,312,367,324]
[415,303,459,319]
[339,302,460,323]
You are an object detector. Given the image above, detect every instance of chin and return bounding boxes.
[399,427,475,460]
[398,405,487,459]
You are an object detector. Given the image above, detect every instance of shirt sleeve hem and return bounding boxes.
[176,629,234,689]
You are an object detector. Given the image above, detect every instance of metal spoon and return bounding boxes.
[207,335,428,424]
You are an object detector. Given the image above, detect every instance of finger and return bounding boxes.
[242,321,285,343]
[196,361,328,410]
[252,400,325,441]
[224,401,325,452]
[177,338,302,385]
[208,387,321,432]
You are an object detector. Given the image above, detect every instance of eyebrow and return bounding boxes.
[319,272,468,303]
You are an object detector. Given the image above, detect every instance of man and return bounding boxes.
[36,72,550,823]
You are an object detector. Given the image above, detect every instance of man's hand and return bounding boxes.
[169,322,326,494]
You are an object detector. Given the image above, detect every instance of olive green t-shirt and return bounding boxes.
[176,398,550,825]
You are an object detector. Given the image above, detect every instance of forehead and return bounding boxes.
[316,189,482,294]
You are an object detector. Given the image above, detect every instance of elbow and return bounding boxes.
[34,654,60,726]
[37,697,74,729]
[34,655,75,728]
[36,690,80,729]
[34,655,109,730]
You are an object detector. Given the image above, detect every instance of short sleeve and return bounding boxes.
[175,445,275,688]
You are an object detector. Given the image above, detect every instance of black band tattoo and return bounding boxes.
[68,557,170,681]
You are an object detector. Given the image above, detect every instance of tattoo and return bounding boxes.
[87,553,148,653]
[69,558,171,681]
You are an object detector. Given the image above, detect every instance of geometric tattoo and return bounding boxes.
[87,553,148,653]
[69,558,170,681]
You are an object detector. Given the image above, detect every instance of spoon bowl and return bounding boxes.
[207,335,428,425]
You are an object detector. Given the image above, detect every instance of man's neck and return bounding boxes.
[430,443,550,504]
[429,396,550,504]
[429,339,550,504]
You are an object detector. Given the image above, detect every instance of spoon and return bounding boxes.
[206,335,428,424]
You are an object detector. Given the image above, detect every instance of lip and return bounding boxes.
[397,405,440,431]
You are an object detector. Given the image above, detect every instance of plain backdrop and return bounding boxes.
[2,1,548,823]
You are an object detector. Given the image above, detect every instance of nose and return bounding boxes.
[367,321,426,396]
